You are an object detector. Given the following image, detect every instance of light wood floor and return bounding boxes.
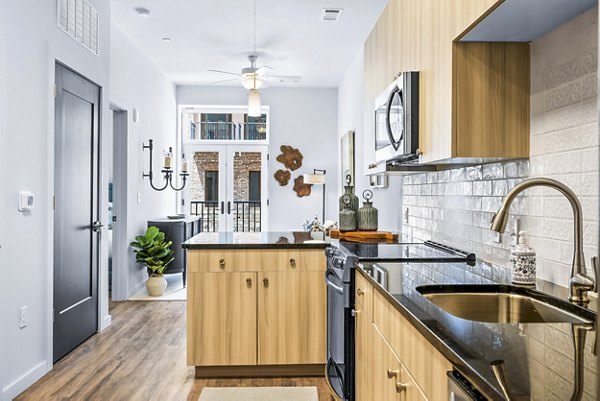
[16,300,336,401]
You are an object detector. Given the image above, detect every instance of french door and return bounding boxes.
[184,144,268,232]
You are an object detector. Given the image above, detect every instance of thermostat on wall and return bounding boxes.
[18,191,34,211]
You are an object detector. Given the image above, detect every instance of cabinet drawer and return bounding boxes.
[400,363,428,401]
[373,290,451,400]
[187,249,326,273]
[355,270,373,316]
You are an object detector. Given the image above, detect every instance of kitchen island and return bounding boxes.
[182,231,329,378]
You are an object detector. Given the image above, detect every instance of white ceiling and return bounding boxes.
[110,0,388,87]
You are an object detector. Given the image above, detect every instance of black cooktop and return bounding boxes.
[338,240,475,264]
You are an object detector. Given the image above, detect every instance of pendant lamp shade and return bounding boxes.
[248,89,262,117]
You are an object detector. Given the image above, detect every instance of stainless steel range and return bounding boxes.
[324,240,475,401]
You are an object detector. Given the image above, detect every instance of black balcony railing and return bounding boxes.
[190,200,261,232]
[190,200,219,232]
[233,201,261,232]
[189,122,266,141]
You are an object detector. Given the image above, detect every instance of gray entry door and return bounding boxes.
[54,63,100,362]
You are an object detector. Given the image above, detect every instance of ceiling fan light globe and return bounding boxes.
[248,89,262,117]
[242,74,263,90]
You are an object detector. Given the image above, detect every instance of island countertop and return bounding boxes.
[182,231,331,250]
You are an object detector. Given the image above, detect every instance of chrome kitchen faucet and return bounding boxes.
[489,178,597,306]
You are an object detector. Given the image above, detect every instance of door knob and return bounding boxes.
[246,278,252,287]
[219,259,225,268]
[357,288,364,296]
[263,277,269,287]
[289,258,296,268]
[395,382,407,393]
[387,369,399,379]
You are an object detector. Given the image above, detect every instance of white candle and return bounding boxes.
[181,160,188,173]
[164,155,172,169]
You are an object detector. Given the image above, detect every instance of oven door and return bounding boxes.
[326,268,346,400]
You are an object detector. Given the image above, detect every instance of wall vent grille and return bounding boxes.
[321,8,343,22]
[57,0,99,56]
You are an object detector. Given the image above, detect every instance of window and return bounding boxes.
[181,106,268,142]
[249,171,261,201]
[205,171,219,201]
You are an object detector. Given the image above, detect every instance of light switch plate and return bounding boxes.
[18,191,34,211]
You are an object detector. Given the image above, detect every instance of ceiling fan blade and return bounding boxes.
[208,69,241,77]
[256,65,273,73]
[211,78,241,84]
[265,75,302,83]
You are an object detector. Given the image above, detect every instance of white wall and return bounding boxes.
[0,1,111,399]
[110,24,177,298]
[337,47,403,232]
[177,86,339,230]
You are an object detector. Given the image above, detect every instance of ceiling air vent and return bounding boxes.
[57,0,99,56]
[321,8,343,22]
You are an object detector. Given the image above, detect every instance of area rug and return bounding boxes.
[198,386,319,401]
[128,274,187,301]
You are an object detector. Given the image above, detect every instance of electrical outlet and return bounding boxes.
[509,217,520,246]
[137,193,142,204]
[19,306,28,329]
[404,207,409,224]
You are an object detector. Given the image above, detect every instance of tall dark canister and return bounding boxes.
[339,194,357,232]
[357,190,378,231]
[338,174,359,212]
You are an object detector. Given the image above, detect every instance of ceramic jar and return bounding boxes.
[338,175,359,212]
[357,190,378,231]
[339,194,357,232]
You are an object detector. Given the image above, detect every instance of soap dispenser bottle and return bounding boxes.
[511,231,536,285]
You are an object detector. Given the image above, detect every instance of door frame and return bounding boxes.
[182,143,269,232]
[109,104,129,301]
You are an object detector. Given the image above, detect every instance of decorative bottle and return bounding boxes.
[511,231,536,285]
[357,190,378,231]
[338,174,359,212]
[339,194,357,232]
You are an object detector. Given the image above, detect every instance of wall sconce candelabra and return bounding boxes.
[142,139,188,191]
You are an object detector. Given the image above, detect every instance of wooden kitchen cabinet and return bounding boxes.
[258,271,326,365]
[363,0,530,167]
[355,270,451,401]
[187,248,327,375]
[187,272,257,366]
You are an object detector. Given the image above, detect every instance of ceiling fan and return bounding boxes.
[208,0,301,90]
[209,54,301,89]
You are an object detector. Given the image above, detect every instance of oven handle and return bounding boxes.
[325,358,343,401]
[325,270,344,295]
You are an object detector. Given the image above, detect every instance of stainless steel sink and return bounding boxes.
[416,285,595,324]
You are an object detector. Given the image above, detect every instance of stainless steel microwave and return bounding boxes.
[374,71,419,163]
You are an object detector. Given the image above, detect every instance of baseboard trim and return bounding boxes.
[100,314,112,332]
[3,361,48,400]
[128,279,146,299]
[195,364,325,378]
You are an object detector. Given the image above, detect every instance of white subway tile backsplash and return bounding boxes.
[401,29,598,287]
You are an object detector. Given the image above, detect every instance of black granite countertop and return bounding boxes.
[355,258,598,401]
[182,231,331,250]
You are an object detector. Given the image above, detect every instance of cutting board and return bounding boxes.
[328,229,398,242]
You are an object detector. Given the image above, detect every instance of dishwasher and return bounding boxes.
[447,371,488,401]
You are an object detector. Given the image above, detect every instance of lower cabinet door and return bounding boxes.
[372,324,402,401]
[257,271,326,365]
[187,272,257,366]
[400,364,428,401]
[355,303,372,401]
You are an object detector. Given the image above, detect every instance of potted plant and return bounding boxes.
[130,226,174,297]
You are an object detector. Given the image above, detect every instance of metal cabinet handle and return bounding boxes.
[220,201,224,214]
[395,382,407,393]
[387,369,399,379]
[91,221,105,232]
[246,278,252,287]
[263,277,269,287]
[290,258,296,268]
[357,288,364,296]
[219,259,225,268]
[368,163,378,169]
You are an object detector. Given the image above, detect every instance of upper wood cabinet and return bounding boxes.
[364,0,530,166]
